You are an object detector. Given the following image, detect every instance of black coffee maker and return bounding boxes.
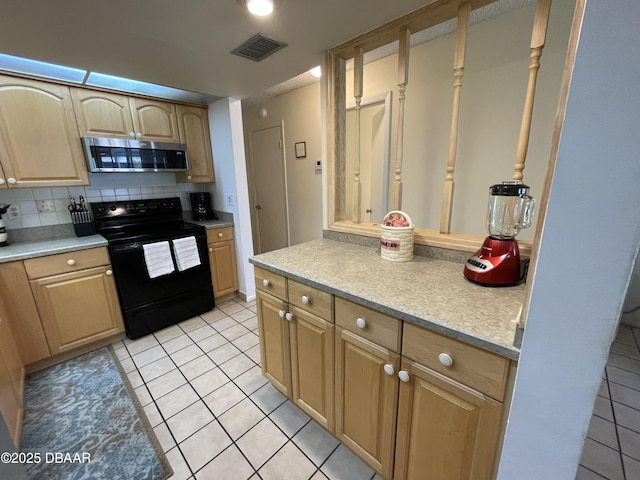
[189,192,217,221]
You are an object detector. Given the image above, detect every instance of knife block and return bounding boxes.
[73,222,96,237]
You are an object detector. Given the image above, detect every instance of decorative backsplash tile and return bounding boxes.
[0,181,210,230]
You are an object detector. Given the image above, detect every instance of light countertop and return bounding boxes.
[250,239,524,360]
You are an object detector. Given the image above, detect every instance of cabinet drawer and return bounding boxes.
[24,247,111,279]
[288,279,333,322]
[335,297,401,353]
[254,266,287,300]
[402,323,510,401]
[207,226,234,243]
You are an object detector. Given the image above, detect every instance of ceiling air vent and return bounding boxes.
[231,33,287,62]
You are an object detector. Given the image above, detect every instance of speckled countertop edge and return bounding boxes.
[0,235,109,263]
[250,239,523,360]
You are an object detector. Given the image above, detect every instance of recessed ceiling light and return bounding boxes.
[310,66,321,78]
[247,0,274,16]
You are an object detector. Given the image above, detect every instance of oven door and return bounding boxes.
[108,230,211,310]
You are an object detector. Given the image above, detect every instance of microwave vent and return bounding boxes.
[231,33,287,62]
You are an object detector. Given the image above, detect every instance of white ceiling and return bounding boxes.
[0,0,440,101]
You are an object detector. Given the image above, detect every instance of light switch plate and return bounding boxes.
[36,200,55,213]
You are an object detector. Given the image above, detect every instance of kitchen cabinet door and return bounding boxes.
[393,358,503,480]
[30,266,124,355]
[177,105,215,183]
[207,228,239,299]
[129,97,180,143]
[0,75,89,188]
[256,290,292,397]
[0,262,51,364]
[0,315,24,447]
[71,89,136,138]
[289,306,334,431]
[335,327,400,479]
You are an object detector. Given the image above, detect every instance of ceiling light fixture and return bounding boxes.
[247,0,274,16]
[310,66,321,78]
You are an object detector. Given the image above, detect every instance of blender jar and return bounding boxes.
[486,182,535,238]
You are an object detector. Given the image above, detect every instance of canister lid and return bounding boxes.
[490,181,530,196]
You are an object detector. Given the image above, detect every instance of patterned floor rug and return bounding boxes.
[20,346,172,480]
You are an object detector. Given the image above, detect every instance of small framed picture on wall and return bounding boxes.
[295,142,307,158]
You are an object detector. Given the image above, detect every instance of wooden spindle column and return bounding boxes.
[513,0,552,182]
[440,1,471,234]
[392,28,411,211]
[352,49,364,223]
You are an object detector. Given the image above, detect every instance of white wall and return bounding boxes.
[242,82,323,246]
[344,1,574,239]
[497,0,640,477]
[209,97,256,302]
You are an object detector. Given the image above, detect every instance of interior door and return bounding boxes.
[345,94,391,223]
[248,124,289,253]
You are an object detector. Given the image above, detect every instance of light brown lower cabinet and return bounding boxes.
[29,266,124,355]
[255,271,510,480]
[256,290,291,397]
[207,227,239,299]
[23,247,125,357]
[335,327,400,479]
[393,359,503,480]
[256,289,335,430]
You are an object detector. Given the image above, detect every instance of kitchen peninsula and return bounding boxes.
[250,236,523,479]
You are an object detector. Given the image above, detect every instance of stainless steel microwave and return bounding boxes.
[81,137,189,173]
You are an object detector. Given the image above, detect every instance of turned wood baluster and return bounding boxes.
[513,0,552,183]
[352,48,364,223]
[392,28,411,211]
[440,1,471,234]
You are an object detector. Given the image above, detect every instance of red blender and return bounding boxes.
[464,182,534,286]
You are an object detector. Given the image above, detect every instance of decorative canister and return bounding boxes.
[380,211,414,262]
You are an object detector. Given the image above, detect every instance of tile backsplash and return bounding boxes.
[0,181,210,230]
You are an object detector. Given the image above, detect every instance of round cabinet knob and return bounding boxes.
[301,295,310,305]
[0,178,5,185]
[106,270,113,276]
[187,175,192,180]
[209,247,213,252]
[218,232,223,238]
[67,259,76,266]
[278,309,285,318]
[136,132,142,138]
[7,177,17,184]
[383,364,395,376]
[438,353,454,367]
[285,312,293,321]
[262,279,270,287]
[129,132,136,138]
[355,317,367,329]
[398,370,411,383]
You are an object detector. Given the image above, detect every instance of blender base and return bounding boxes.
[463,237,522,286]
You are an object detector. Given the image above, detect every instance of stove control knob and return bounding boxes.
[109,204,117,211]
[96,206,106,214]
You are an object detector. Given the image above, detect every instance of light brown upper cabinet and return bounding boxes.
[0,75,89,188]
[72,89,180,143]
[177,105,215,183]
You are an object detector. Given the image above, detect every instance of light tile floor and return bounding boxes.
[112,297,381,480]
[576,324,640,480]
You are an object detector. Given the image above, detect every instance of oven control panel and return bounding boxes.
[92,197,182,219]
